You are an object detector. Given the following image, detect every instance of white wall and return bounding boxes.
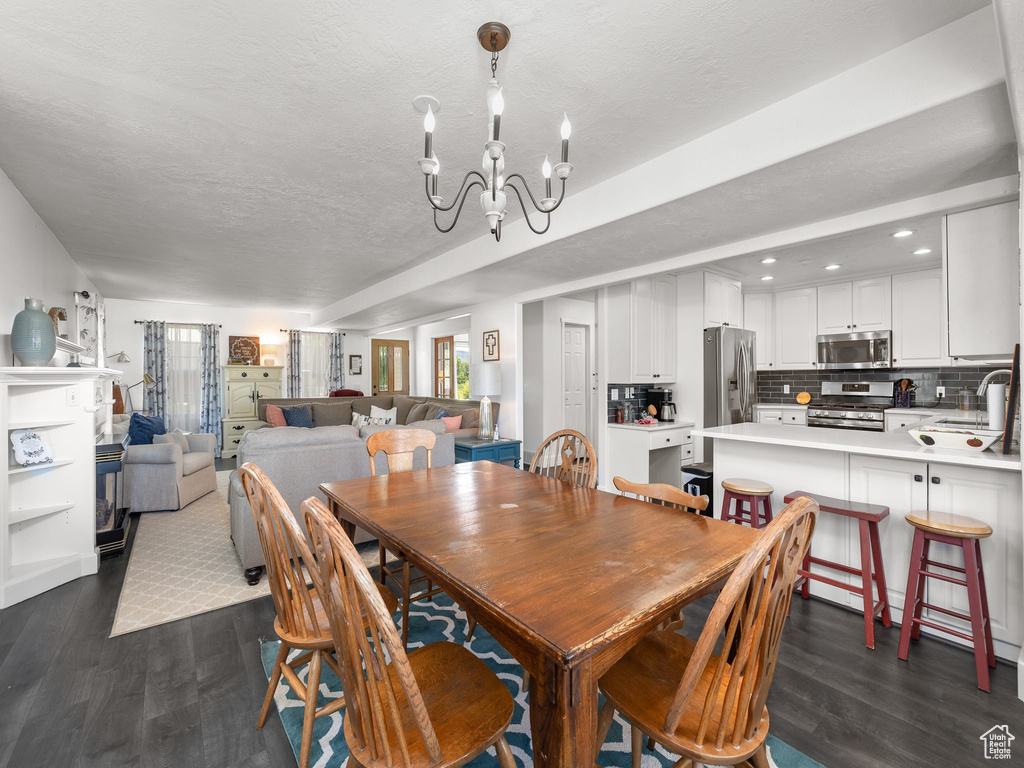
[675,271,706,461]
[470,300,518,439]
[0,167,97,365]
[104,298,313,390]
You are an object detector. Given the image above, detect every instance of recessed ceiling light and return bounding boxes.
[913,248,932,255]
[891,229,915,238]
[760,257,777,264]
[760,275,774,281]
[825,264,841,270]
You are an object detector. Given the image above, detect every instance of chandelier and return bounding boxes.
[417,22,572,242]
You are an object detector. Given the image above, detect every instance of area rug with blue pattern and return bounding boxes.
[260,594,825,768]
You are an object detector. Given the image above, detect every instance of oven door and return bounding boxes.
[816,331,891,370]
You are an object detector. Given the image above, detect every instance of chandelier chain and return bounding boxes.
[491,50,499,77]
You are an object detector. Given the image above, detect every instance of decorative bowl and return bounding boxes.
[908,426,1003,452]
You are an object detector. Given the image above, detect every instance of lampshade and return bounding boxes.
[262,344,278,355]
[143,373,156,388]
[106,351,130,363]
[471,362,501,397]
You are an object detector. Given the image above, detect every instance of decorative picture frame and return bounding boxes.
[482,330,500,361]
[349,354,363,375]
[228,335,260,365]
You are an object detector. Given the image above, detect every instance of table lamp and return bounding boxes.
[262,344,279,366]
[471,362,501,439]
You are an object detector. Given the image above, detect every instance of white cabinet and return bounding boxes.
[884,411,938,431]
[774,287,817,370]
[223,365,284,457]
[757,409,783,424]
[607,425,694,490]
[892,269,949,367]
[817,278,891,335]
[755,406,806,425]
[743,293,774,370]
[945,201,1020,360]
[849,456,1022,655]
[607,275,677,383]
[704,271,743,328]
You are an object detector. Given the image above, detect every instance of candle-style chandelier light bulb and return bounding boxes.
[417,22,574,241]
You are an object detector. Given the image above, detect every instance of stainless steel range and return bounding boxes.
[806,381,895,431]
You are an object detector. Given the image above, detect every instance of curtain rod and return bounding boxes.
[280,328,345,335]
[134,320,222,327]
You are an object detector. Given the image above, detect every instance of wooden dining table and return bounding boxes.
[319,461,759,768]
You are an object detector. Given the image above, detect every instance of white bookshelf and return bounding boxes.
[0,367,120,608]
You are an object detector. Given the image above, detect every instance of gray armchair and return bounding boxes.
[123,432,218,512]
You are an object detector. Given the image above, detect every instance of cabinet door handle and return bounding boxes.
[853,324,857,328]
[914,474,923,482]
[847,325,851,329]
[232,425,245,430]
[931,476,940,484]
[241,372,248,378]
[263,372,269,378]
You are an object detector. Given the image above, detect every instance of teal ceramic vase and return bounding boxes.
[11,298,56,366]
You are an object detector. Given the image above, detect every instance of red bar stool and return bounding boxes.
[720,478,774,529]
[897,510,995,691]
[784,490,892,649]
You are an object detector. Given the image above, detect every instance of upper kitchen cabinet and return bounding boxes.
[606,274,677,383]
[892,269,949,367]
[817,278,891,334]
[703,271,743,328]
[743,292,774,369]
[944,201,1020,360]
[774,287,817,369]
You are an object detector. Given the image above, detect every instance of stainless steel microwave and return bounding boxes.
[816,330,892,370]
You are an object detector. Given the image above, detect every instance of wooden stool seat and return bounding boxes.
[721,477,774,495]
[898,513,995,691]
[784,490,892,649]
[905,510,993,539]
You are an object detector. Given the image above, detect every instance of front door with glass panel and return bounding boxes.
[433,336,454,398]
[371,339,410,396]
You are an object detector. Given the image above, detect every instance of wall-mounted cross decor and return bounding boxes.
[483,329,500,361]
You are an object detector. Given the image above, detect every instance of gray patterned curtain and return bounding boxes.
[143,321,168,420]
[328,332,344,391]
[199,324,222,457]
[287,330,302,397]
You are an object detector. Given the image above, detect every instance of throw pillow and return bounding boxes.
[168,431,190,453]
[439,414,463,432]
[370,405,397,425]
[407,402,431,423]
[461,408,480,429]
[424,403,445,420]
[128,413,166,445]
[265,405,287,427]
[352,412,393,428]
[433,407,451,419]
[281,404,314,428]
[393,395,417,425]
[312,402,352,427]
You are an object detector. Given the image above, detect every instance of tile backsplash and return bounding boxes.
[607,383,652,422]
[756,366,1005,409]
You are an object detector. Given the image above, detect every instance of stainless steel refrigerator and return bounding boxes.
[703,326,757,460]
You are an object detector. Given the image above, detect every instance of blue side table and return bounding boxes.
[454,438,522,468]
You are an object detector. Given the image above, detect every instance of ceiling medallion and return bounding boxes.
[417,22,572,242]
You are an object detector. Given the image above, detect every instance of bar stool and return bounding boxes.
[784,490,892,649]
[720,478,774,529]
[897,510,995,692]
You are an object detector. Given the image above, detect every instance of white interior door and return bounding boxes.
[562,323,588,434]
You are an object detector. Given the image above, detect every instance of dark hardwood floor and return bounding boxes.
[1,512,1021,768]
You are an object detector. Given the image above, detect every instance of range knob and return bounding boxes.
[840,412,847,418]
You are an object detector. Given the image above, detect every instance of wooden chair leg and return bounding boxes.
[298,648,323,768]
[747,743,770,768]
[522,670,530,693]
[630,723,643,768]
[898,529,926,660]
[378,542,387,584]
[401,559,412,648]
[761,494,773,527]
[495,735,516,768]
[962,538,991,692]
[465,615,477,643]
[595,699,616,752]
[258,641,290,729]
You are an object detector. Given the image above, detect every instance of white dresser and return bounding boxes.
[221,365,283,458]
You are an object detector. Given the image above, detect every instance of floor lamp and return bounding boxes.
[125,373,156,413]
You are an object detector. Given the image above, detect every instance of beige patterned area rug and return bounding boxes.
[110,471,388,637]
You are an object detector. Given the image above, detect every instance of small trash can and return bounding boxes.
[682,461,714,518]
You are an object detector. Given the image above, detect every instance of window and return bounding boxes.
[300,332,332,397]
[455,336,470,399]
[165,323,203,432]
[434,334,470,399]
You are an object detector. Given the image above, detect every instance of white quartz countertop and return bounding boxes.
[755,403,808,410]
[694,422,1021,471]
[608,421,695,432]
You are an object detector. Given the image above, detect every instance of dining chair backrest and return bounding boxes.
[664,496,817,751]
[239,462,326,643]
[302,496,442,768]
[366,428,436,476]
[528,429,598,489]
[613,476,709,514]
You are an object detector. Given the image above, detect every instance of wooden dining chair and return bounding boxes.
[613,476,709,514]
[240,462,398,768]
[367,429,449,648]
[528,429,598,488]
[594,496,818,768]
[301,496,517,768]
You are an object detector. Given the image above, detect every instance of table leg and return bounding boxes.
[528,657,597,768]
[329,500,357,541]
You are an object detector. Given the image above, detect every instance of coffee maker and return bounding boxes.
[647,387,676,423]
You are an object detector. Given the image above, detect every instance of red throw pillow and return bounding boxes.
[440,414,463,432]
[265,405,287,427]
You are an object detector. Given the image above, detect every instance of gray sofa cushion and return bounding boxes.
[407,402,430,422]
[393,395,417,425]
[182,452,212,475]
[156,431,191,453]
[240,424,360,451]
[351,396,395,417]
[312,402,353,427]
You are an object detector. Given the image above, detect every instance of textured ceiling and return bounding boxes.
[335,85,1018,327]
[0,0,991,309]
